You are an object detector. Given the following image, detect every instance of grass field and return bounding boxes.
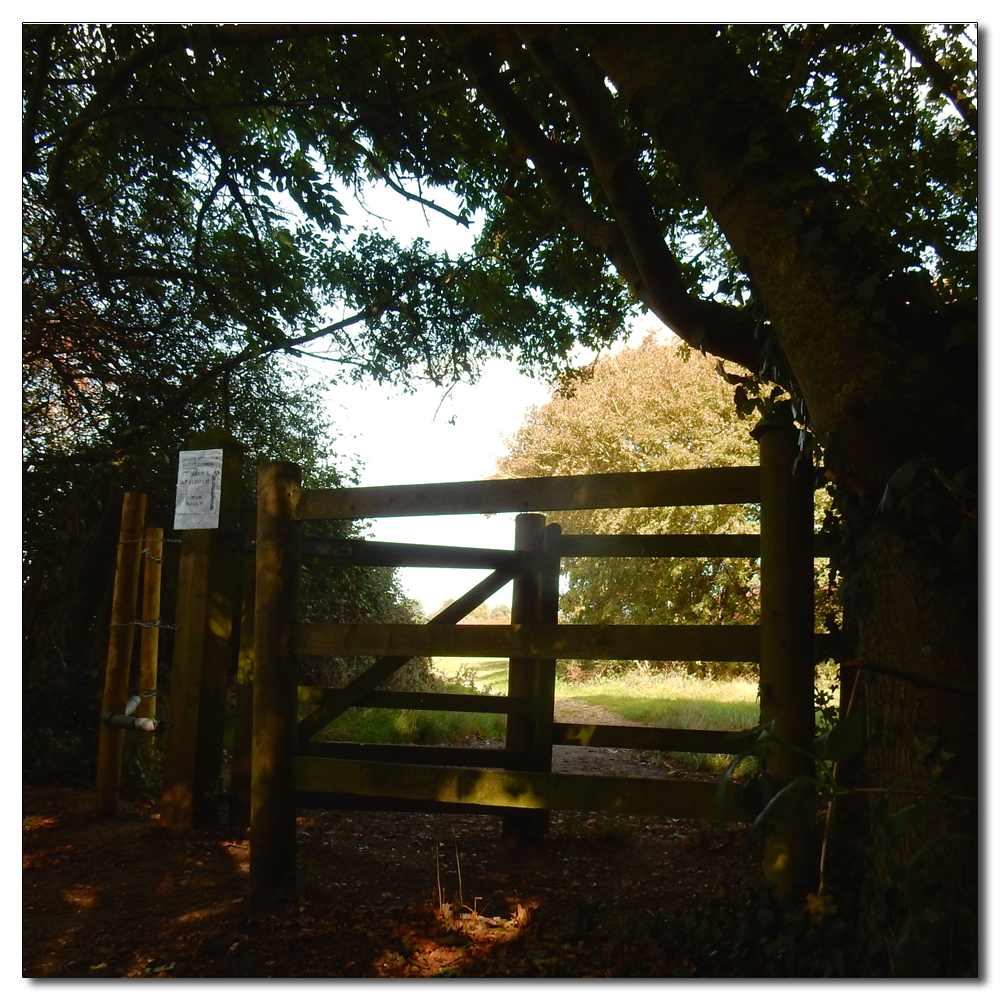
[431,656,509,694]
[315,658,762,773]
[429,658,761,773]
[315,658,509,745]
[431,658,759,726]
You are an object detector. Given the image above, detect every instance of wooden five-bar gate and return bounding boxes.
[248,419,818,902]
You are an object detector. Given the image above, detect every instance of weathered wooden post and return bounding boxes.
[137,527,164,722]
[250,461,301,893]
[537,521,561,761]
[96,491,147,818]
[160,428,244,829]
[754,416,817,908]
[229,521,256,828]
[502,512,552,844]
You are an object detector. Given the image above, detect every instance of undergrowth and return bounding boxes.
[316,705,506,745]
[314,669,507,745]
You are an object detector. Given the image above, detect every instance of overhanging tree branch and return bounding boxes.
[367,166,471,227]
[780,24,821,109]
[889,24,977,133]
[143,307,381,430]
[438,28,621,254]
[22,25,60,175]
[516,26,761,373]
[439,26,762,375]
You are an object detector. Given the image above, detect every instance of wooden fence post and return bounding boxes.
[502,513,550,845]
[537,521,561,760]
[250,461,301,894]
[755,417,817,908]
[161,428,244,829]
[229,520,256,829]
[96,491,147,818]
[137,527,163,722]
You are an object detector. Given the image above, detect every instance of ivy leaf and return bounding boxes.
[751,774,818,832]
[811,712,864,763]
[877,460,923,513]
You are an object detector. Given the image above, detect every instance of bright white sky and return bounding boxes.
[298,183,663,615]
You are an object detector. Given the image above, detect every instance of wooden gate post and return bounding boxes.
[755,417,817,908]
[96,491,147,818]
[538,521,562,763]
[161,429,244,829]
[502,513,552,844]
[229,519,256,829]
[137,527,164,722]
[250,462,301,894]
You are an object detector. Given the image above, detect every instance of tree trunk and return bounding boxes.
[581,25,977,967]
[847,520,977,972]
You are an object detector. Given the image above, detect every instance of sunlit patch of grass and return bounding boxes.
[317,658,759,766]
[316,663,508,745]
[431,658,509,695]
[556,667,760,774]
[556,669,758,727]
[318,706,506,744]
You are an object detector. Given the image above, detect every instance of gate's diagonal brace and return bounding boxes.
[298,536,539,571]
[296,567,517,743]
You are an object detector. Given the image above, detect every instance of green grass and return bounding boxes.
[315,660,508,745]
[317,704,506,745]
[315,658,761,773]
[557,670,759,730]
[430,657,509,695]
[555,667,760,774]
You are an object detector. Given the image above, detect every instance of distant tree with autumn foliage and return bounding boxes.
[494,335,763,672]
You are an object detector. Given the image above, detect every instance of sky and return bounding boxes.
[296,183,661,615]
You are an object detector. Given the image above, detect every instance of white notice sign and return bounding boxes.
[173,449,224,530]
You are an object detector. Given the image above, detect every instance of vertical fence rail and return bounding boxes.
[251,462,302,893]
[230,521,256,828]
[96,491,147,818]
[756,419,817,907]
[502,513,548,844]
[537,521,562,754]
[137,527,163,722]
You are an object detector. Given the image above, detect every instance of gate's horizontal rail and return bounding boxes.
[296,467,761,520]
[298,686,522,715]
[292,756,749,821]
[558,534,760,559]
[293,791,525,817]
[298,531,835,565]
[295,623,760,663]
[298,741,539,769]
[554,723,758,755]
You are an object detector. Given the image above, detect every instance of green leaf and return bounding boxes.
[887,461,921,490]
[751,774,818,831]
[812,712,864,762]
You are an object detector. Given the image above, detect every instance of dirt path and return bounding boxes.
[550,696,674,777]
[23,699,757,978]
[460,694,690,780]
[554,695,638,726]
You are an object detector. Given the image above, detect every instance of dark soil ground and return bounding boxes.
[23,721,761,979]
